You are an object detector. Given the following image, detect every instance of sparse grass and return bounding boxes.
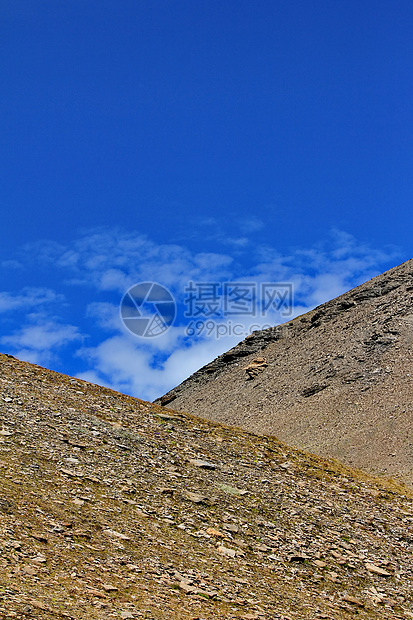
[0,353,412,620]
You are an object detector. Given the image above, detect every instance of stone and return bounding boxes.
[104,529,131,541]
[30,601,48,610]
[159,487,174,495]
[179,581,198,594]
[365,563,391,576]
[218,546,237,558]
[184,491,208,504]
[59,468,83,478]
[206,527,225,538]
[189,459,217,469]
[245,358,268,379]
[342,595,364,607]
[216,483,247,496]
[31,533,48,543]
[287,553,308,562]
[87,588,107,598]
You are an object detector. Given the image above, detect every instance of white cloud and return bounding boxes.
[304,273,351,307]
[161,335,241,387]
[23,239,66,264]
[188,215,264,248]
[8,348,47,366]
[33,228,235,294]
[0,287,75,366]
[0,288,63,313]
[251,231,400,313]
[98,268,130,292]
[1,321,82,351]
[87,302,121,331]
[76,331,242,402]
[238,216,265,234]
[11,226,402,401]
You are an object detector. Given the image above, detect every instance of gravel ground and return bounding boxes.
[0,353,412,619]
[157,259,413,488]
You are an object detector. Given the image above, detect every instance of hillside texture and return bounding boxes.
[0,353,413,619]
[157,259,413,488]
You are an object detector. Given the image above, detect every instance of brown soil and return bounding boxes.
[1,353,412,619]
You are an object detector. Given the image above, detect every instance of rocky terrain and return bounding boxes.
[0,353,413,619]
[157,259,413,488]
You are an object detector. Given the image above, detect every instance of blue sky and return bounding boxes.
[1,1,412,400]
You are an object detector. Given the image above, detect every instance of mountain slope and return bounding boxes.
[157,259,413,488]
[1,353,412,619]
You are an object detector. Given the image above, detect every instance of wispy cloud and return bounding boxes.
[251,229,400,309]
[238,216,265,234]
[0,288,63,313]
[76,331,241,402]
[1,316,83,367]
[1,226,401,400]
[27,229,234,294]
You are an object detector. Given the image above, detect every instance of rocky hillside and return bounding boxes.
[0,353,413,619]
[157,259,413,489]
